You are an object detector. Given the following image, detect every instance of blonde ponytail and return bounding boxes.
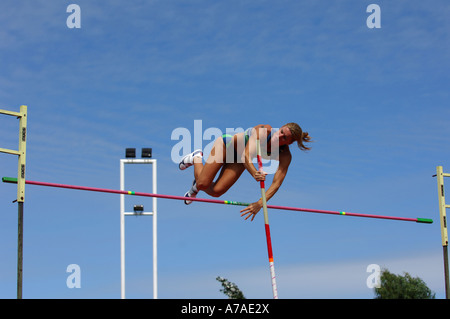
[284,122,312,151]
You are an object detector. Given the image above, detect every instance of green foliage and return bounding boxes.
[216,276,246,299]
[374,268,435,299]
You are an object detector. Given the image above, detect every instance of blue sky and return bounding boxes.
[1,0,449,299]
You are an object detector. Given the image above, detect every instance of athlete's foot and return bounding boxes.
[179,149,203,170]
[184,180,198,205]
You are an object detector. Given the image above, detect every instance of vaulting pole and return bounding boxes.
[256,139,278,299]
[2,177,433,224]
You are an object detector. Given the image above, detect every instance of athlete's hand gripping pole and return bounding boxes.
[256,139,279,299]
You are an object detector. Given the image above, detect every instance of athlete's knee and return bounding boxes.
[197,180,227,197]
[210,185,228,197]
[196,178,213,191]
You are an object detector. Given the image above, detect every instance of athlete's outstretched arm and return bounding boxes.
[240,150,292,221]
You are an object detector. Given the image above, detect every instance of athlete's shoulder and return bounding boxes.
[278,146,292,163]
[254,124,273,132]
[255,124,272,129]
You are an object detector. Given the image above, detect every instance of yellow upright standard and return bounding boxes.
[0,105,27,299]
[0,105,27,203]
[436,166,450,299]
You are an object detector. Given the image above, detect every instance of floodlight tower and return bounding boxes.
[120,148,157,299]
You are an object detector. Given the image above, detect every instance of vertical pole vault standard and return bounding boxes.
[256,139,278,299]
[0,105,27,299]
[436,166,450,299]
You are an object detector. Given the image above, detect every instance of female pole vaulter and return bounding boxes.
[179,123,312,221]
